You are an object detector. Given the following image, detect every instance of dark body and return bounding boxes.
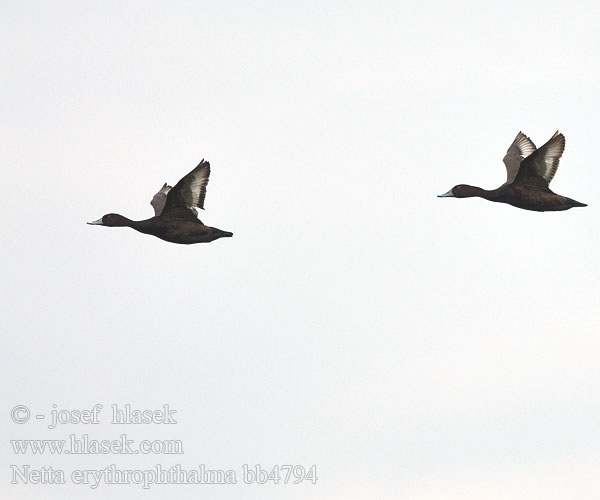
[455,184,586,212]
[88,160,233,244]
[439,131,586,212]
[104,215,233,244]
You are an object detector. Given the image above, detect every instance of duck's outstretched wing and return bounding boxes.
[514,131,565,187]
[503,131,537,184]
[150,183,172,216]
[161,160,210,220]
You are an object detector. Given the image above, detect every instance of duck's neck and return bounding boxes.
[127,217,162,235]
[105,214,137,227]
[111,215,153,233]
[471,186,505,202]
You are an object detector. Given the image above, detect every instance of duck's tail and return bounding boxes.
[213,228,233,238]
[569,198,587,208]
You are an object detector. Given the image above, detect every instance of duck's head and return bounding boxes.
[438,185,479,198]
[87,214,129,227]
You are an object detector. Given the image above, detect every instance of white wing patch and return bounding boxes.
[537,131,565,183]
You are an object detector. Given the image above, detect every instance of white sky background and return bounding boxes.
[2,1,599,498]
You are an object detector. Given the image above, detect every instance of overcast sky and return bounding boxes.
[2,1,599,499]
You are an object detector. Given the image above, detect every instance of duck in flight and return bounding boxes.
[438,131,587,211]
[88,160,233,244]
